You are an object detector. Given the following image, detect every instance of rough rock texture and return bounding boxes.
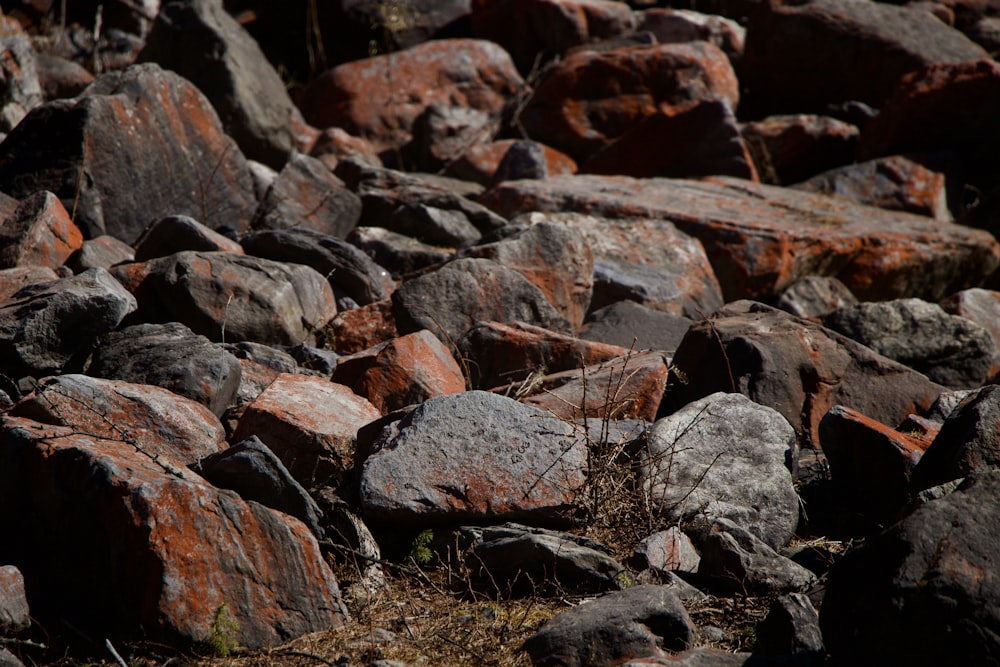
[578,301,693,354]
[71,235,135,272]
[0,267,58,304]
[359,391,587,526]
[775,276,858,319]
[941,287,1000,376]
[322,298,399,355]
[408,104,494,173]
[638,392,799,549]
[637,8,745,62]
[345,226,452,279]
[753,594,824,658]
[0,191,82,270]
[740,114,858,185]
[133,215,244,261]
[448,139,577,186]
[632,527,701,575]
[0,35,42,133]
[0,63,257,243]
[0,565,29,635]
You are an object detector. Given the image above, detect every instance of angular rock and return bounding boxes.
[521,42,739,162]
[636,8,745,62]
[310,127,382,172]
[0,63,257,243]
[332,329,466,413]
[0,35,42,133]
[638,391,799,549]
[231,373,381,487]
[70,235,135,272]
[521,585,695,667]
[0,268,136,378]
[447,139,577,186]
[10,373,226,466]
[774,276,858,319]
[86,322,242,417]
[133,214,243,261]
[0,417,347,650]
[0,565,29,635]
[0,647,23,667]
[667,301,946,449]
[113,251,336,346]
[632,527,701,576]
[941,287,1000,376]
[490,139,552,184]
[0,267,58,304]
[753,593,825,658]
[578,301,693,355]
[321,298,400,355]
[221,341,299,411]
[0,191,82,270]
[740,114,858,185]
[479,174,1000,303]
[392,257,571,345]
[275,343,339,376]
[345,226,452,279]
[359,391,587,526]
[138,0,299,168]
[408,104,495,173]
[820,298,996,389]
[820,469,1000,666]
[35,52,94,101]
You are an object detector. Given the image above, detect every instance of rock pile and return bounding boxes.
[1,0,1000,665]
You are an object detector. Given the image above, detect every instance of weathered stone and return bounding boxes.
[447,139,577,186]
[0,63,257,243]
[34,52,94,102]
[0,35,42,133]
[221,341,299,411]
[578,301,693,355]
[322,298,400,355]
[310,127,382,172]
[133,215,243,261]
[0,268,136,378]
[637,8,745,62]
[408,104,495,173]
[275,343,340,376]
[86,322,242,417]
[0,565,29,635]
[639,392,799,549]
[231,373,380,487]
[0,267,58,304]
[70,235,135,272]
[0,191,82,270]
[941,287,1000,376]
[741,114,858,185]
[753,593,824,658]
[632,527,701,575]
[521,585,695,667]
[774,276,858,319]
[345,226,452,279]
[113,251,336,346]
[359,391,587,525]
[490,139,551,183]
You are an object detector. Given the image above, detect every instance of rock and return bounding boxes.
[0,35,42,133]
[697,519,817,596]
[345,226,452,279]
[480,174,999,303]
[0,268,136,378]
[0,191,82,270]
[86,322,242,417]
[0,267,58,304]
[521,585,695,667]
[0,63,257,244]
[241,228,394,307]
[297,39,522,155]
[10,373,227,466]
[578,301,693,355]
[34,52,94,101]
[632,527,701,575]
[521,42,739,162]
[966,15,1000,53]
[0,647,23,667]
[232,373,380,487]
[250,153,362,238]
[457,320,629,390]
[276,343,340,376]
[818,405,929,533]
[740,0,988,116]
[310,127,382,171]
[137,0,298,168]
[0,565,29,635]
[221,341,300,411]
[0,417,348,650]
[774,276,858,319]
[359,391,587,526]
[70,235,135,272]
[753,593,824,659]
[332,329,466,413]
[192,435,325,539]
[133,214,244,261]
[447,139,577,186]
[408,104,494,173]
[470,0,637,74]
[740,114,858,185]
[941,287,1000,375]
[392,257,572,345]
[490,139,552,183]
[636,8,745,62]
[322,298,400,355]
[793,155,952,221]
[820,297,996,389]
[113,251,336,346]
[638,392,799,549]
[666,301,946,449]
[820,469,1000,666]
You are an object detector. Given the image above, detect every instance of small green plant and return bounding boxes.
[208,603,239,658]
[407,529,435,567]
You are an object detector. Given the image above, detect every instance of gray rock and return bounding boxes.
[521,585,696,667]
[87,322,242,417]
[0,36,42,133]
[359,391,587,526]
[345,226,452,279]
[0,647,24,667]
[0,268,136,378]
[821,297,996,389]
[579,300,692,355]
[222,341,301,409]
[70,235,135,272]
[492,140,549,183]
[35,52,94,102]
[409,104,494,172]
[0,565,29,634]
[940,287,1000,377]
[754,593,824,658]
[638,392,799,550]
[632,527,701,575]
[775,275,858,318]
[133,214,243,261]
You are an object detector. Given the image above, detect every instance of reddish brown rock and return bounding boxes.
[297,39,523,153]
[35,52,95,101]
[321,298,399,354]
[71,235,136,271]
[0,192,82,270]
[332,329,466,413]
[310,127,381,171]
[0,417,347,649]
[632,527,702,575]
[231,373,381,487]
[740,114,858,185]
[447,139,577,186]
[520,42,739,162]
[479,174,1000,303]
[637,8,745,62]
[0,266,58,303]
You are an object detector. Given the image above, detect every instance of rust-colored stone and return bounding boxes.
[0,191,82,270]
[322,298,399,354]
[740,114,858,185]
[447,139,577,186]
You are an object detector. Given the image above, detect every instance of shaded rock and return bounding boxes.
[636,8,745,62]
[697,519,817,596]
[820,297,996,389]
[10,373,226,466]
[86,322,242,417]
[521,42,739,162]
[753,593,824,659]
[392,257,571,345]
[638,391,799,549]
[0,191,82,270]
[0,268,136,378]
[0,565,29,635]
[480,174,1000,303]
[232,373,380,487]
[34,52,94,101]
[491,139,551,183]
[332,329,466,413]
[632,527,701,575]
[578,301,692,354]
[322,298,400,355]
[741,114,858,185]
[741,0,988,116]
[133,214,243,261]
[820,469,1000,666]
[775,276,858,319]
[0,63,257,243]
[113,251,336,346]
[250,153,362,238]
[521,585,695,667]
[408,103,494,173]
[70,235,135,272]
[359,391,587,526]
[0,647,23,667]
[0,417,347,650]
[941,287,1000,375]
[275,343,339,376]
[0,35,42,133]
[666,301,947,449]
[241,228,394,307]
[447,138,577,186]
[0,267,58,304]
[221,341,299,411]
[345,226,452,279]
[192,435,325,539]
[310,127,382,172]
